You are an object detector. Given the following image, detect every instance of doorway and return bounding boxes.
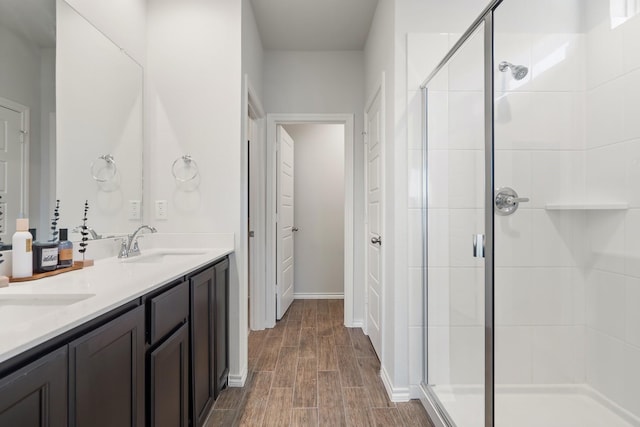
[0,97,30,239]
[282,123,346,303]
[262,114,355,328]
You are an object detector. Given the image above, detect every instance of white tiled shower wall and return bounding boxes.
[407,2,640,418]
[583,11,640,417]
[492,25,588,387]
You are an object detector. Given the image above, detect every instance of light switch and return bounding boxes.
[155,200,168,220]
[129,200,141,220]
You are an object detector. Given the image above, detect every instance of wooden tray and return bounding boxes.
[9,261,86,283]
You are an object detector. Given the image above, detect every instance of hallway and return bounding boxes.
[206,299,432,426]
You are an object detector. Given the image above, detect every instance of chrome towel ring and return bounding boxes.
[172,155,199,183]
[90,154,117,182]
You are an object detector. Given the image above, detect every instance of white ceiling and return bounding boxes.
[250,0,380,51]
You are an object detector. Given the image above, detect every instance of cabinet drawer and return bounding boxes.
[149,280,189,345]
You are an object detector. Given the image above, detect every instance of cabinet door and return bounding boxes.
[0,346,67,427]
[149,322,189,427]
[190,266,215,427]
[214,258,229,396]
[69,305,145,427]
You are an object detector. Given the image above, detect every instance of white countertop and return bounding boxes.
[0,237,233,365]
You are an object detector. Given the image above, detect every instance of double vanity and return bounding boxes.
[0,235,233,427]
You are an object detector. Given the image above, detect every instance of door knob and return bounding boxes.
[371,235,381,245]
[292,227,299,232]
[495,187,529,216]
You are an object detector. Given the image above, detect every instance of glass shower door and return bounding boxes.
[424,23,487,427]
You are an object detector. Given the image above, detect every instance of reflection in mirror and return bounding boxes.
[56,0,143,238]
[0,0,56,241]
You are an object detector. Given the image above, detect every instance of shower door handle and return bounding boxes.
[472,234,485,258]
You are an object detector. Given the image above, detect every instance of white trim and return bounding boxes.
[293,293,344,300]
[248,81,265,119]
[244,75,268,332]
[380,365,410,402]
[266,114,355,328]
[410,384,423,399]
[351,320,365,328]
[227,367,248,387]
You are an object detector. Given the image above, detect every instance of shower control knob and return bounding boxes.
[495,187,529,216]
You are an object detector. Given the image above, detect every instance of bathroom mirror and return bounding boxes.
[0,0,56,241]
[56,0,143,238]
[0,0,143,243]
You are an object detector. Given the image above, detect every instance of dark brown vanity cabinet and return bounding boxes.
[213,258,229,396]
[69,305,146,427]
[0,255,230,427]
[147,280,190,427]
[0,346,68,427]
[190,257,229,427]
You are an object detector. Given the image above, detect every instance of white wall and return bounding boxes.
[145,0,246,384]
[264,49,365,321]
[63,0,146,64]
[284,123,345,297]
[39,48,56,240]
[364,0,399,396]
[242,0,264,99]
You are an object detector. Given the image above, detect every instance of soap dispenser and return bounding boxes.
[58,228,73,268]
[12,218,33,278]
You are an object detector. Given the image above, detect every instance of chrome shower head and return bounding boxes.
[499,61,528,80]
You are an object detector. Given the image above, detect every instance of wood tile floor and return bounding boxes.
[205,299,434,426]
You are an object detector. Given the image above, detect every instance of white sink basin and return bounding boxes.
[122,250,208,264]
[0,293,95,323]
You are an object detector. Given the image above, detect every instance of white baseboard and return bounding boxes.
[345,321,364,328]
[380,365,411,402]
[293,292,344,299]
[227,367,248,387]
[410,384,424,399]
[347,318,364,328]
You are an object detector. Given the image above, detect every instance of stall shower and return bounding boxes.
[419,0,640,426]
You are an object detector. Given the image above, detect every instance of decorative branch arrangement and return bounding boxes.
[50,199,60,242]
[79,200,89,261]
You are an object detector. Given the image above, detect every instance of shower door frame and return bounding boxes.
[419,1,504,426]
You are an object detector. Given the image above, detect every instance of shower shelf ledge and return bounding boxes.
[545,202,629,210]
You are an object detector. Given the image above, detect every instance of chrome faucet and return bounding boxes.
[118,225,157,258]
[73,225,101,240]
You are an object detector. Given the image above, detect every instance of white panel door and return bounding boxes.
[365,90,383,358]
[276,125,295,319]
[0,103,27,238]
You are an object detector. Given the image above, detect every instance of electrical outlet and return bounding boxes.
[155,200,168,220]
[129,200,141,220]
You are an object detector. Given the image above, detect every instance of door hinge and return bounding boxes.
[19,130,28,143]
